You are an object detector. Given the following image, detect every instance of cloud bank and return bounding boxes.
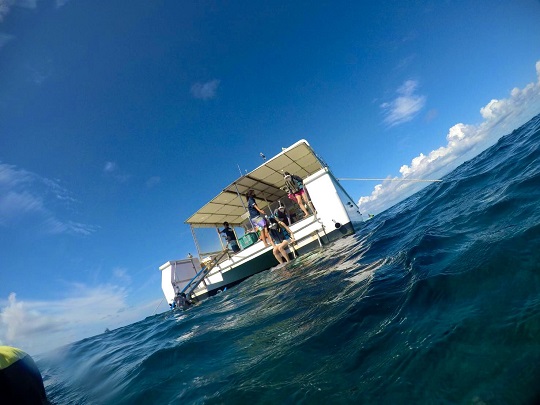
[0,285,159,354]
[359,60,540,215]
[0,162,96,235]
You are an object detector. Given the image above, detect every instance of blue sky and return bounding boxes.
[1,0,539,354]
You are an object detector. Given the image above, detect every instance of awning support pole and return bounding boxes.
[233,182,248,212]
[190,224,203,260]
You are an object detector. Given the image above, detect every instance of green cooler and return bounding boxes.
[238,232,259,249]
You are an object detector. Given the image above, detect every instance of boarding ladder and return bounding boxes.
[180,249,230,299]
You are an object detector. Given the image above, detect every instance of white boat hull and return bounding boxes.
[161,166,362,304]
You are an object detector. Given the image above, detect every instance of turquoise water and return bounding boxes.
[39,115,540,404]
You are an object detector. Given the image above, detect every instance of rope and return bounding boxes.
[153,297,165,315]
[337,178,442,182]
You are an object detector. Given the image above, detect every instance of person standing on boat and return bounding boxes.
[246,189,271,246]
[217,222,240,253]
[283,171,315,217]
[267,216,295,264]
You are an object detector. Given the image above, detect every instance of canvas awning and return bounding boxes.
[185,139,325,226]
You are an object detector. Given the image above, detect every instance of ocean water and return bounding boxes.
[39,115,540,404]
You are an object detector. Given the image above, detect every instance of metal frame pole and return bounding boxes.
[190,224,203,260]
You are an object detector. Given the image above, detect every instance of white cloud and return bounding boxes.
[103,161,117,172]
[145,176,161,188]
[0,32,13,48]
[0,285,160,354]
[381,79,426,127]
[0,0,38,22]
[55,0,70,7]
[0,293,64,342]
[0,162,96,235]
[395,55,416,71]
[191,79,220,100]
[359,60,540,215]
[26,59,54,85]
[112,267,132,285]
[103,161,131,183]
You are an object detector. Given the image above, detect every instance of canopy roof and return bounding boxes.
[185,140,325,226]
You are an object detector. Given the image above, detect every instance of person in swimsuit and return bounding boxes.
[246,189,271,246]
[267,216,295,264]
[283,171,316,217]
[274,203,293,225]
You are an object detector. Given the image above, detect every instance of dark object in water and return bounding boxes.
[174,292,193,309]
[0,346,48,404]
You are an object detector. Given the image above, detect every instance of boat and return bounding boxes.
[159,139,363,307]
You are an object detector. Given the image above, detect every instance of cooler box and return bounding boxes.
[238,232,259,249]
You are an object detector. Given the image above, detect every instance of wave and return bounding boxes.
[41,114,540,404]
